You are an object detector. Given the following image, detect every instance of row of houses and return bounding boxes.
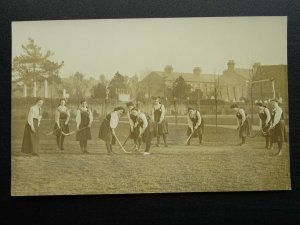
[12,60,288,104]
[138,60,288,103]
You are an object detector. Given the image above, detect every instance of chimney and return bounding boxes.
[252,62,261,74]
[227,60,235,72]
[164,65,174,75]
[193,67,201,76]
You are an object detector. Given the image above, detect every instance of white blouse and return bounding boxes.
[138,112,148,129]
[271,106,283,128]
[27,105,42,127]
[237,108,246,125]
[110,111,120,129]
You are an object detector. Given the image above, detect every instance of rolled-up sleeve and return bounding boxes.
[27,107,34,127]
[272,107,283,127]
[160,105,166,120]
[76,110,81,128]
[239,109,246,124]
[55,110,60,125]
[265,108,271,124]
[88,110,93,125]
[140,113,148,129]
[195,111,202,127]
[110,112,119,129]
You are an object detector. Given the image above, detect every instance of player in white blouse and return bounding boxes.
[21,98,44,156]
[269,99,287,155]
[131,107,154,155]
[98,106,126,154]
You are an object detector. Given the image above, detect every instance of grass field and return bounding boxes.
[11,118,291,196]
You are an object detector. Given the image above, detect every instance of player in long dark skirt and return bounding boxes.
[53,99,70,150]
[268,99,287,155]
[186,107,204,145]
[230,104,250,146]
[76,100,93,153]
[152,97,168,147]
[126,101,141,151]
[131,107,154,155]
[21,97,43,156]
[255,102,271,149]
[98,107,125,154]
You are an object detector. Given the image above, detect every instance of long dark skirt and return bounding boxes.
[239,119,250,138]
[129,125,140,139]
[98,118,116,145]
[53,120,70,136]
[271,120,287,143]
[142,122,155,143]
[261,121,271,137]
[21,119,39,154]
[76,125,91,141]
[142,122,155,152]
[153,119,168,137]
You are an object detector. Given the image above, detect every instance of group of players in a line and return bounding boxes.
[20,96,287,156]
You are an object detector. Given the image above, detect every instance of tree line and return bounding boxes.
[12,38,219,105]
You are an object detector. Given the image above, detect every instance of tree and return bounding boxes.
[173,76,192,100]
[91,83,107,100]
[12,38,64,95]
[63,72,90,103]
[108,72,128,99]
[128,74,139,101]
[99,74,108,86]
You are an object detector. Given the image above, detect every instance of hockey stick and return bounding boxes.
[61,126,89,136]
[248,130,262,138]
[184,128,196,145]
[114,134,131,154]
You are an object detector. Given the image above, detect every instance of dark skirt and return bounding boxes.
[239,119,250,138]
[76,124,91,141]
[187,123,204,138]
[154,119,168,137]
[271,120,287,143]
[142,122,155,143]
[261,121,271,137]
[98,118,116,145]
[53,120,70,136]
[129,125,141,139]
[21,119,39,154]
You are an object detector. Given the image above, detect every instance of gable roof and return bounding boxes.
[148,71,215,83]
[253,64,287,80]
[235,68,252,80]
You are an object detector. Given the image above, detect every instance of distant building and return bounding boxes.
[138,65,215,99]
[116,88,131,102]
[252,64,288,103]
[218,60,251,102]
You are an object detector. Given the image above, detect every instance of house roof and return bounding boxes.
[148,71,215,83]
[235,68,252,80]
[253,65,287,80]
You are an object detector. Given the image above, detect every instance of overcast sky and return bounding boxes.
[12,16,287,79]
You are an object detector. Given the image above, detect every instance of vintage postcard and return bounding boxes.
[11,17,290,196]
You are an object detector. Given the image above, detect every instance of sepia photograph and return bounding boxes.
[11,17,290,196]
